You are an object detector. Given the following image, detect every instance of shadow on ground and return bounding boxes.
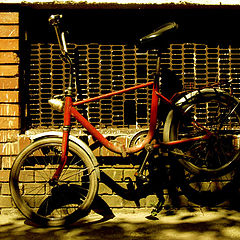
[1,208,240,240]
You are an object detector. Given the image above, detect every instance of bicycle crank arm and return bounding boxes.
[135,144,154,182]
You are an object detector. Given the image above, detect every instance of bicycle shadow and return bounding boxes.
[34,157,240,227]
[97,166,180,216]
[97,162,240,216]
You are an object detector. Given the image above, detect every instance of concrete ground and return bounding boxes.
[1,208,240,240]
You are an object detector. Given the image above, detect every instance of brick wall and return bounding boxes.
[0,11,20,213]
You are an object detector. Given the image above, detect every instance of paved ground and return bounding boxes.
[1,208,240,240]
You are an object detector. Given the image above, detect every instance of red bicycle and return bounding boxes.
[9,15,240,226]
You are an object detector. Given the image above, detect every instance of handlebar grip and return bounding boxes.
[49,14,62,26]
[140,22,178,44]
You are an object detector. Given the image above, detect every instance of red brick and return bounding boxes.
[0,77,19,89]
[0,141,19,155]
[102,169,123,181]
[0,12,18,24]
[101,195,123,207]
[0,91,19,102]
[0,117,20,129]
[0,39,18,50]
[0,196,13,207]
[0,130,20,142]
[0,170,10,182]
[0,25,19,38]
[0,52,19,64]
[1,183,10,195]
[0,104,20,116]
[0,65,18,77]
[18,135,31,152]
[2,156,16,168]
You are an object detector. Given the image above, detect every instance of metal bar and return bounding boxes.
[51,96,72,181]
[127,79,159,154]
[162,134,209,146]
[71,106,123,154]
[73,82,154,106]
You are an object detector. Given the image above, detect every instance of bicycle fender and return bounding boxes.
[163,88,220,141]
[29,131,100,179]
[174,88,237,108]
[163,88,240,142]
[163,109,174,142]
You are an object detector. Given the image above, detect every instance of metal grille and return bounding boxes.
[28,43,240,129]
[161,43,240,98]
[29,43,157,129]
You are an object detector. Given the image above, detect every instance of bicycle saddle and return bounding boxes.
[140,22,178,44]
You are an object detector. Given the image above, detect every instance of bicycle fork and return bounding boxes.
[50,96,72,185]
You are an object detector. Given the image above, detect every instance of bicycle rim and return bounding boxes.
[166,92,240,205]
[170,94,240,175]
[9,138,98,227]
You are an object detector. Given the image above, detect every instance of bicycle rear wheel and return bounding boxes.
[9,138,98,227]
[164,89,240,205]
[165,89,240,175]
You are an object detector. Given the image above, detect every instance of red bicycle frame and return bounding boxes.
[51,79,159,181]
[51,77,211,182]
[73,82,158,154]
[49,18,210,181]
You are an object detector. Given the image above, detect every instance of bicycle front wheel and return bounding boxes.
[9,138,98,227]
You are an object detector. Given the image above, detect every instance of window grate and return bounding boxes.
[28,43,240,130]
[161,43,240,98]
[28,43,157,129]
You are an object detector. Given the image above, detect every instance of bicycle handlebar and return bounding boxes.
[49,14,69,56]
[49,14,74,95]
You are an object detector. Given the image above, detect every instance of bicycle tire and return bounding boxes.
[9,137,98,227]
[163,89,240,205]
[164,89,240,176]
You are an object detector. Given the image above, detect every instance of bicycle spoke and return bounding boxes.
[168,91,240,206]
[217,103,239,130]
[59,166,91,182]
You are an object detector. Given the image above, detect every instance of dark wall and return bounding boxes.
[20,7,240,46]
